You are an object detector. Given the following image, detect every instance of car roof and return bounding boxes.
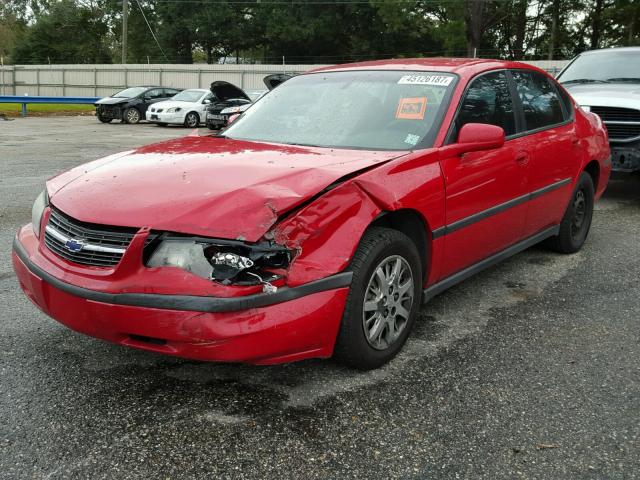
[134,86,181,89]
[308,58,547,80]
[576,47,640,55]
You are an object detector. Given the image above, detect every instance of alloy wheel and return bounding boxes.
[126,109,140,123]
[186,113,199,127]
[362,255,414,350]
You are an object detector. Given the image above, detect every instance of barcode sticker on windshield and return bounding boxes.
[398,75,453,86]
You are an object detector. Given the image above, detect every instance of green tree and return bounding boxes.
[12,0,111,63]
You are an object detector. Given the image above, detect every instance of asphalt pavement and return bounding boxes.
[1,116,639,479]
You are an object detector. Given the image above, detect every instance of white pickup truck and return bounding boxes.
[558,47,640,173]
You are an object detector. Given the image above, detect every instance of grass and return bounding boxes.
[0,103,95,116]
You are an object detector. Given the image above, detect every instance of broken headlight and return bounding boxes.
[31,189,49,238]
[145,236,292,290]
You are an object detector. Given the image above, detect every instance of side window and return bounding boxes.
[455,70,517,137]
[164,89,178,98]
[511,70,565,130]
[145,88,163,100]
[556,85,574,120]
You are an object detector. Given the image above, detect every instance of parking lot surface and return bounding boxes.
[1,116,639,479]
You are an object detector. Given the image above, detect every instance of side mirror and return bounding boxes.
[203,98,211,104]
[227,113,240,125]
[440,123,505,158]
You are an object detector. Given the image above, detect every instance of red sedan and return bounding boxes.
[12,59,611,369]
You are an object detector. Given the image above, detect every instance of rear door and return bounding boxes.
[163,88,180,98]
[141,88,165,114]
[510,70,580,236]
[438,70,530,279]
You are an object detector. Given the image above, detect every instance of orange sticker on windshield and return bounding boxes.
[396,97,427,120]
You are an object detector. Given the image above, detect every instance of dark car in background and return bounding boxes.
[95,86,182,124]
[204,81,252,130]
[206,75,292,130]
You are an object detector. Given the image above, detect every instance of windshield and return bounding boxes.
[113,87,147,98]
[558,50,640,84]
[224,70,457,150]
[172,90,206,102]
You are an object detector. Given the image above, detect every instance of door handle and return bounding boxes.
[515,152,529,165]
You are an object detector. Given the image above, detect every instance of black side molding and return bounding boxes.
[432,179,570,239]
[423,225,560,302]
[13,237,352,313]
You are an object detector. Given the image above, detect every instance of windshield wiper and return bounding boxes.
[561,78,609,85]
[605,77,640,83]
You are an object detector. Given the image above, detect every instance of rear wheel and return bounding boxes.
[184,112,200,128]
[333,227,422,370]
[123,107,141,124]
[545,172,594,253]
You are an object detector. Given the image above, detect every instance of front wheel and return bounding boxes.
[545,172,595,254]
[184,112,200,128]
[122,107,141,124]
[333,227,422,370]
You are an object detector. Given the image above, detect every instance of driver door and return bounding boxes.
[438,70,530,279]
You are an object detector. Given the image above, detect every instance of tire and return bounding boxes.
[97,115,112,123]
[333,227,422,370]
[157,122,168,127]
[545,171,595,254]
[184,112,200,128]
[123,107,141,124]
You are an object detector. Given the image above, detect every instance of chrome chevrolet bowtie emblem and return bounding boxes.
[64,238,85,252]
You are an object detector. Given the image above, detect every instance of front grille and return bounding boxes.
[44,208,139,267]
[590,106,640,122]
[604,123,640,140]
[590,106,640,141]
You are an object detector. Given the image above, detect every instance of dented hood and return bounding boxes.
[47,136,404,241]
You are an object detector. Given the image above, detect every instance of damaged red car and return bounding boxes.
[13,59,611,369]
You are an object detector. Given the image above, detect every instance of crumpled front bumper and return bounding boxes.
[96,105,123,120]
[12,225,351,364]
[610,140,640,172]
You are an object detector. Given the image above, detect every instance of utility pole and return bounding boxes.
[122,0,128,64]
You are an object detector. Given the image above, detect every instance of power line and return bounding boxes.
[122,0,128,63]
[134,0,170,62]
